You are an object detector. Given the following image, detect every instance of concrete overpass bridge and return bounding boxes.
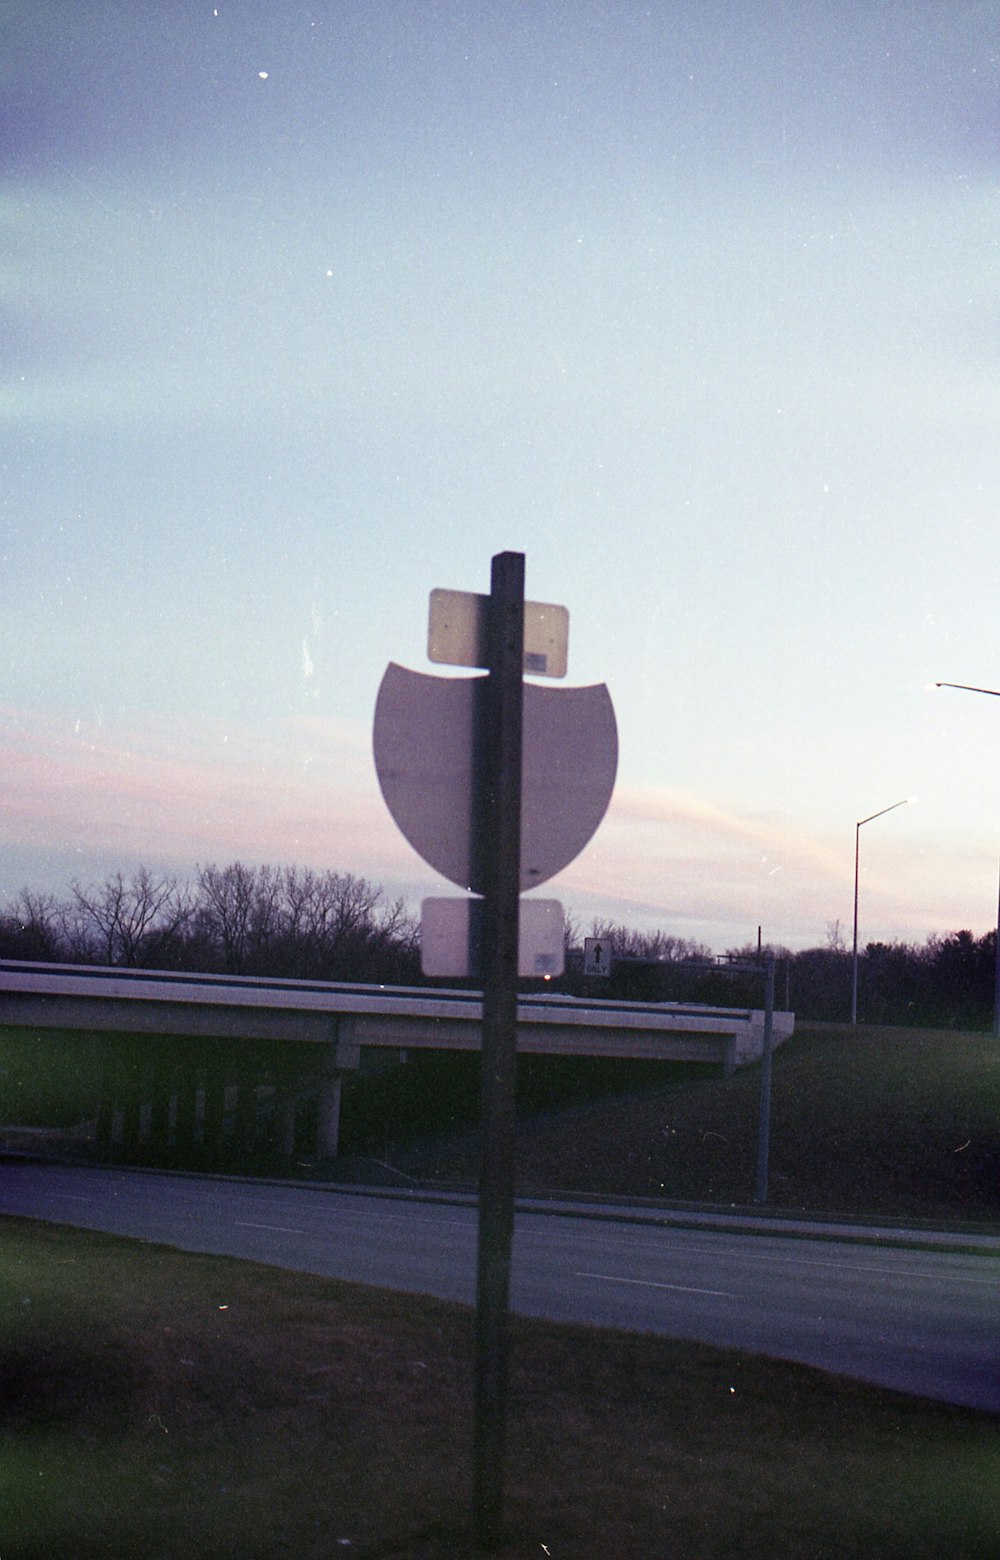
[0,959,793,1162]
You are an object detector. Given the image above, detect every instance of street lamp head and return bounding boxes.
[857,796,914,829]
[933,681,1000,698]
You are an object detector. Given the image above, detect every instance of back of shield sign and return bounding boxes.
[372,662,617,893]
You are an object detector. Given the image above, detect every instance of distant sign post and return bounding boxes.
[372,551,617,1549]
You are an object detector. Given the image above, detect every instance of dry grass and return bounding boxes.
[3,1216,999,1559]
[390,1023,1000,1223]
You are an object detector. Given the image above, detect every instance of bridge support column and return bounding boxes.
[203,1061,227,1151]
[314,1018,360,1159]
[234,1062,259,1150]
[120,1045,142,1155]
[316,1072,343,1158]
[96,1042,115,1151]
[175,1054,199,1150]
[274,1073,298,1157]
[149,1050,172,1153]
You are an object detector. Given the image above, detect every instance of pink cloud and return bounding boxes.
[3,707,997,951]
[0,704,415,890]
[550,783,997,951]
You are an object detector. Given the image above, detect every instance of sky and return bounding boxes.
[3,0,999,956]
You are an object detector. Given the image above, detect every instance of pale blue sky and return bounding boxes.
[3,1,999,952]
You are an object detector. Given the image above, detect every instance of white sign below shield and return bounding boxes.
[422,897,564,979]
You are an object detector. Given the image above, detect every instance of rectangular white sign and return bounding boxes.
[421,897,565,978]
[583,936,613,977]
[428,589,568,678]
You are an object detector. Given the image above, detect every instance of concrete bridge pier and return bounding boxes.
[174,1047,199,1150]
[316,1071,343,1158]
[316,1017,360,1159]
[273,1069,299,1157]
[271,1018,360,1159]
[148,1049,173,1154]
[202,1059,227,1152]
[95,1038,116,1150]
[89,1018,384,1164]
[119,1044,143,1157]
[233,1060,259,1150]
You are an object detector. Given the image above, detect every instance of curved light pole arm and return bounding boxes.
[935,682,1000,698]
[851,798,912,1025]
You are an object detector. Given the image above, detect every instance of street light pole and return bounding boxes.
[851,798,912,1025]
[994,859,1000,1043]
[933,681,1000,1038]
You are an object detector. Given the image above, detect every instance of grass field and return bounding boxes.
[379,1022,1000,1225]
[3,1021,1000,1555]
[3,1217,999,1560]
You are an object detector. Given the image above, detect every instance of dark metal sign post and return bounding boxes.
[474,550,525,1550]
[754,955,776,1206]
[372,549,617,1548]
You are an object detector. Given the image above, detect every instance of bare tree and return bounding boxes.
[0,888,65,960]
[561,909,582,954]
[825,918,847,954]
[278,866,416,978]
[3,859,420,983]
[66,868,192,966]
[588,918,713,963]
[194,862,284,974]
[192,862,418,979]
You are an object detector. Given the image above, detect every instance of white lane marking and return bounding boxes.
[767,1255,1000,1285]
[577,1270,735,1298]
[542,1227,1000,1289]
[51,1194,95,1202]
[234,1221,305,1235]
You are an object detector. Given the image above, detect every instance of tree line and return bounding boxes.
[571,918,998,1031]
[0,864,420,985]
[1,867,996,1028]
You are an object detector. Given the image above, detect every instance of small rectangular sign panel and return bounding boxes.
[583,936,613,977]
[428,589,568,678]
[421,897,565,978]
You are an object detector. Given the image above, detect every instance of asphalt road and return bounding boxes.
[2,1161,998,1413]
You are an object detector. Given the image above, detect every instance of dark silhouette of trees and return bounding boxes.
[1,890,65,962]
[64,869,193,967]
[191,862,418,981]
[1,869,996,1027]
[920,929,997,1029]
[193,862,283,975]
[586,919,713,965]
[0,862,419,985]
[556,917,997,1030]
[561,918,716,1002]
[784,929,997,1029]
[782,946,851,1021]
